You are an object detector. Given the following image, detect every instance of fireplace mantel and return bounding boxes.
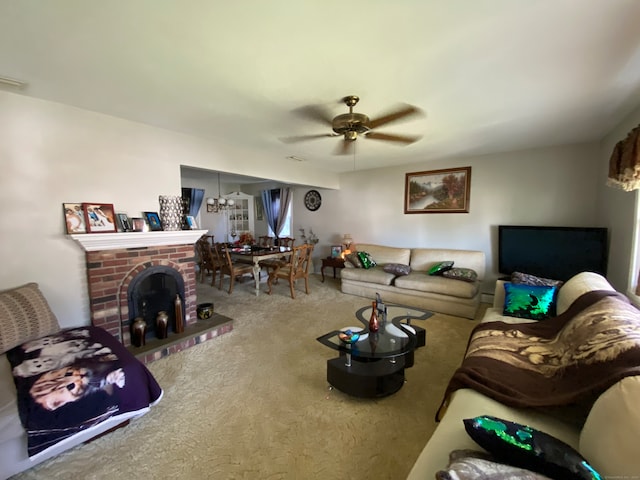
[70,230,208,251]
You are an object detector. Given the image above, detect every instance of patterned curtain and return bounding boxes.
[608,124,640,191]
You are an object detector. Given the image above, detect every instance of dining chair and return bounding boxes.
[259,237,295,280]
[258,236,273,248]
[195,237,217,284]
[266,243,314,298]
[219,245,255,294]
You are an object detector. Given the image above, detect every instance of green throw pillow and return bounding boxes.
[503,283,557,320]
[464,415,602,480]
[428,261,454,275]
[356,251,377,269]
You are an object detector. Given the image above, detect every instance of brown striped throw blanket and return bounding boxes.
[437,290,640,421]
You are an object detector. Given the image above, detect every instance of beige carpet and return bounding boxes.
[14,274,483,480]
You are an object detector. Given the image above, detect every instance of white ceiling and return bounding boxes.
[2,1,640,173]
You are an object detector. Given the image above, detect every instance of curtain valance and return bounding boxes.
[608,124,640,192]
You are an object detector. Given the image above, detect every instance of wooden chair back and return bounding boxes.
[258,236,273,248]
[266,243,314,298]
[219,244,254,294]
[278,237,295,248]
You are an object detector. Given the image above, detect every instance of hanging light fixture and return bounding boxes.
[206,172,234,213]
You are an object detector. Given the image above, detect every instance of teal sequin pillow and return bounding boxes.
[428,261,454,275]
[464,415,602,480]
[356,251,377,269]
[503,283,557,320]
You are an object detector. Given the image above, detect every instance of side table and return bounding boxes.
[321,256,345,282]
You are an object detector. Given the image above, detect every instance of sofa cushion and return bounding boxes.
[503,283,557,320]
[352,243,411,265]
[428,261,454,275]
[556,272,615,315]
[383,263,411,276]
[340,266,396,286]
[464,415,601,480]
[344,252,362,268]
[0,283,61,355]
[394,273,478,299]
[409,248,486,280]
[442,268,478,283]
[579,376,640,478]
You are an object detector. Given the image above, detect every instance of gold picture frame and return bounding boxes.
[404,166,471,214]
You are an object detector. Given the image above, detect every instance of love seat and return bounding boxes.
[407,271,640,479]
[340,243,485,319]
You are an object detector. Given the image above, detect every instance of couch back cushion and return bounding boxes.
[352,244,411,266]
[556,271,615,315]
[579,376,640,477]
[410,249,486,280]
[0,283,61,355]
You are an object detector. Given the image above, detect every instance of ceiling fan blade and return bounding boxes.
[279,133,338,144]
[365,132,422,144]
[367,104,423,129]
[290,105,334,126]
[333,138,355,156]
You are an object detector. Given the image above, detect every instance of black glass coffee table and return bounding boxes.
[316,303,429,397]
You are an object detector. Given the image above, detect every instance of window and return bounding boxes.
[267,201,292,238]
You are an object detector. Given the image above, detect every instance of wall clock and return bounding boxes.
[304,190,322,211]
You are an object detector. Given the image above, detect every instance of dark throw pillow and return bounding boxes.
[356,251,377,269]
[463,415,602,480]
[383,263,411,276]
[442,267,478,282]
[503,283,557,320]
[428,261,454,275]
[345,252,363,268]
[511,271,564,288]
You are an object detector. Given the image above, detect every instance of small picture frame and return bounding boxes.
[82,203,117,233]
[186,215,198,229]
[143,211,163,231]
[331,245,342,258]
[115,213,132,232]
[63,203,87,234]
[130,217,146,232]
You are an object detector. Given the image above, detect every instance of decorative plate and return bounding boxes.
[304,190,322,211]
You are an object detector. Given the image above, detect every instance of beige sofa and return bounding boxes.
[407,272,640,479]
[340,243,485,319]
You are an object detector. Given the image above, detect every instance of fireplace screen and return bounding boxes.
[128,266,185,339]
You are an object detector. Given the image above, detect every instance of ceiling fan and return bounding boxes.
[280,95,424,155]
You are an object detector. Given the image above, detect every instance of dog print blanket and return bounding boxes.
[437,290,640,420]
[7,326,162,457]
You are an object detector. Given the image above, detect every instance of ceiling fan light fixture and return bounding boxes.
[344,131,358,141]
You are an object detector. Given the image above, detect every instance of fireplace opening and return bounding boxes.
[128,265,185,340]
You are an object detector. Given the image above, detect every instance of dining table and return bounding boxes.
[227,246,292,296]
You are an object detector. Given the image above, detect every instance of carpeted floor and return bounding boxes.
[14,274,483,480]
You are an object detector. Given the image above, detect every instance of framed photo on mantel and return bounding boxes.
[404,166,471,214]
[82,203,117,233]
[63,203,87,234]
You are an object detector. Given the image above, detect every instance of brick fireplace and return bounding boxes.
[70,231,232,363]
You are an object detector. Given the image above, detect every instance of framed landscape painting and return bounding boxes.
[63,203,87,234]
[82,203,117,233]
[404,166,471,214]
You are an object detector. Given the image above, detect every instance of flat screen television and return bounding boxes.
[498,225,608,282]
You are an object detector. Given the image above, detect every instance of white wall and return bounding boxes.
[1,90,637,328]
[0,92,338,328]
[293,143,602,291]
